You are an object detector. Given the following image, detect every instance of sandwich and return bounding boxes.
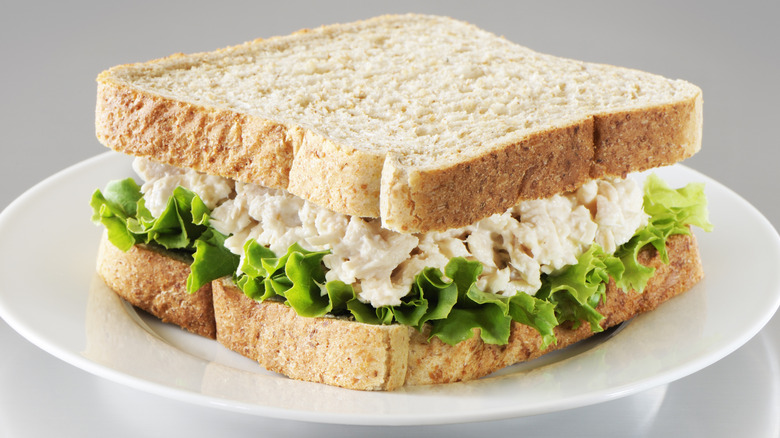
[90,14,712,391]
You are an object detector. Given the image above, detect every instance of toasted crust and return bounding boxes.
[95,14,702,233]
[95,232,217,339]
[210,232,703,390]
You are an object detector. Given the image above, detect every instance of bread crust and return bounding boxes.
[213,286,409,391]
[95,15,702,233]
[95,232,217,339]
[95,80,299,194]
[591,94,703,178]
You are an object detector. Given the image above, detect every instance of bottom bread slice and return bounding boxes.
[212,232,703,390]
[95,231,703,391]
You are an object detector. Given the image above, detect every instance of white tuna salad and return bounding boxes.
[133,157,648,308]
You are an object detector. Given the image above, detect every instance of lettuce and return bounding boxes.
[536,244,623,332]
[614,174,713,293]
[237,244,557,347]
[188,229,240,294]
[90,178,144,251]
[90,178,239,293]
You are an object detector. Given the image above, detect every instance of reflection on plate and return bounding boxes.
[0,152,779,426]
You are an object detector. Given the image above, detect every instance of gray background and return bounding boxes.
[1,1,779,437]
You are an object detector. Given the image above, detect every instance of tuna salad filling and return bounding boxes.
[133,157,648,308]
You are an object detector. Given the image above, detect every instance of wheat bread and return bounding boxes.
[95,14,702,233]
[95,231,703,390]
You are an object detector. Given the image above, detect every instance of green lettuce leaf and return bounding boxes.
[429,305,511,345]
[614,174,713,293]
[187,228,240,293]
[507,292,558,349]
[91,178,239,293]
[235,248,553,346]
[406,266,459,327]
[643,174,713,233]
[90,178,144,251]
[283,248,331,317]
[536,244,622,332]
[144,187,208,250]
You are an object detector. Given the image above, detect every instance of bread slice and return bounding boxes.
[95,231,217,339]
[95,14,702,233]
[95,231,703,390]
[213,232,702,390]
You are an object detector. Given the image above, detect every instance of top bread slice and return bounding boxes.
[95,14,702,233]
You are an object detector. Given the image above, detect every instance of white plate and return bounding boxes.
[0,152,779,426]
